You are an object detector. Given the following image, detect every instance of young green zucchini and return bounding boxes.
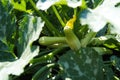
[64,15,81,51]
[39,36,66,46]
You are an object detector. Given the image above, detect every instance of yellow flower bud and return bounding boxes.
[66,15,76,29]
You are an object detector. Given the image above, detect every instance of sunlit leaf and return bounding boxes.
[115,34,120,42]
[0,15,44,80]
[80,0,120,34]
[10,0,26,11]
[80,9,107,32]
[36,0,82,10]
[36,0,59,10]
[67,0,82,8]
[0,46,38,79]
[104,38,120,50]
[17,15,44,56]
[10,0,32,13]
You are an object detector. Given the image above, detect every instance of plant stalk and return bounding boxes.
[29,0,61,36]
[30,46,68,63]
[81,32,96,47]
[52,6,65,27]
[32,63,56,80]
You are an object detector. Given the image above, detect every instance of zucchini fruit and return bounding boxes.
[39,36,66,46]
[64,15,81,51]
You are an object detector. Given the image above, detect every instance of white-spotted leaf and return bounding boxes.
[59,48,104,80]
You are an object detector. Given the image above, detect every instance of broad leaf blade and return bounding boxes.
[36,0,59,10]
[67,0,82,8]
[80,0,120,34]
[59,48,104,80]
[0,1,16,61]
[80,9,107,32]
[0,14,44,80]
[36,0,82,10]
[111,56,120,71]
[0,40,16,61]
[11,0,26,11]
[18,15,44,57]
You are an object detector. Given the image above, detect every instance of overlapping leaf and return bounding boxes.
[0,7,44,80]
[36,0,82,10]
[0,0,16,62]
[10,0,32,13]
[80,0,120,34]
[10,0,26,11]
[59,48,104,80]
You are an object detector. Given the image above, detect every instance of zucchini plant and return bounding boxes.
[0,0,120,80]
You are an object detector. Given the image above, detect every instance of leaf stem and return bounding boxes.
[30,46,68,64]
[52,6,65,27]
[74,8,77,16]
[81,32,96,47]
[32,63,56,80]
[93,47,112,55]
[29,0,61,36]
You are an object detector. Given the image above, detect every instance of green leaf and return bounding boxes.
[17,15,44,56]
[90,35,115,46]
[59,48,104,80]
[11,0,26,11]
[0,40,16,61]
[103,66,114,80]
[0,1,16,61]
[32,63,55,80]
[111,56,120,71]
[0,46,39,80]
[81,32,96,47]
[86,0,103,8]
[0,15,44,80]
[10,0,32,13]
[104,38,120,50]
[93,0,103,8]
[93,47,112,55]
